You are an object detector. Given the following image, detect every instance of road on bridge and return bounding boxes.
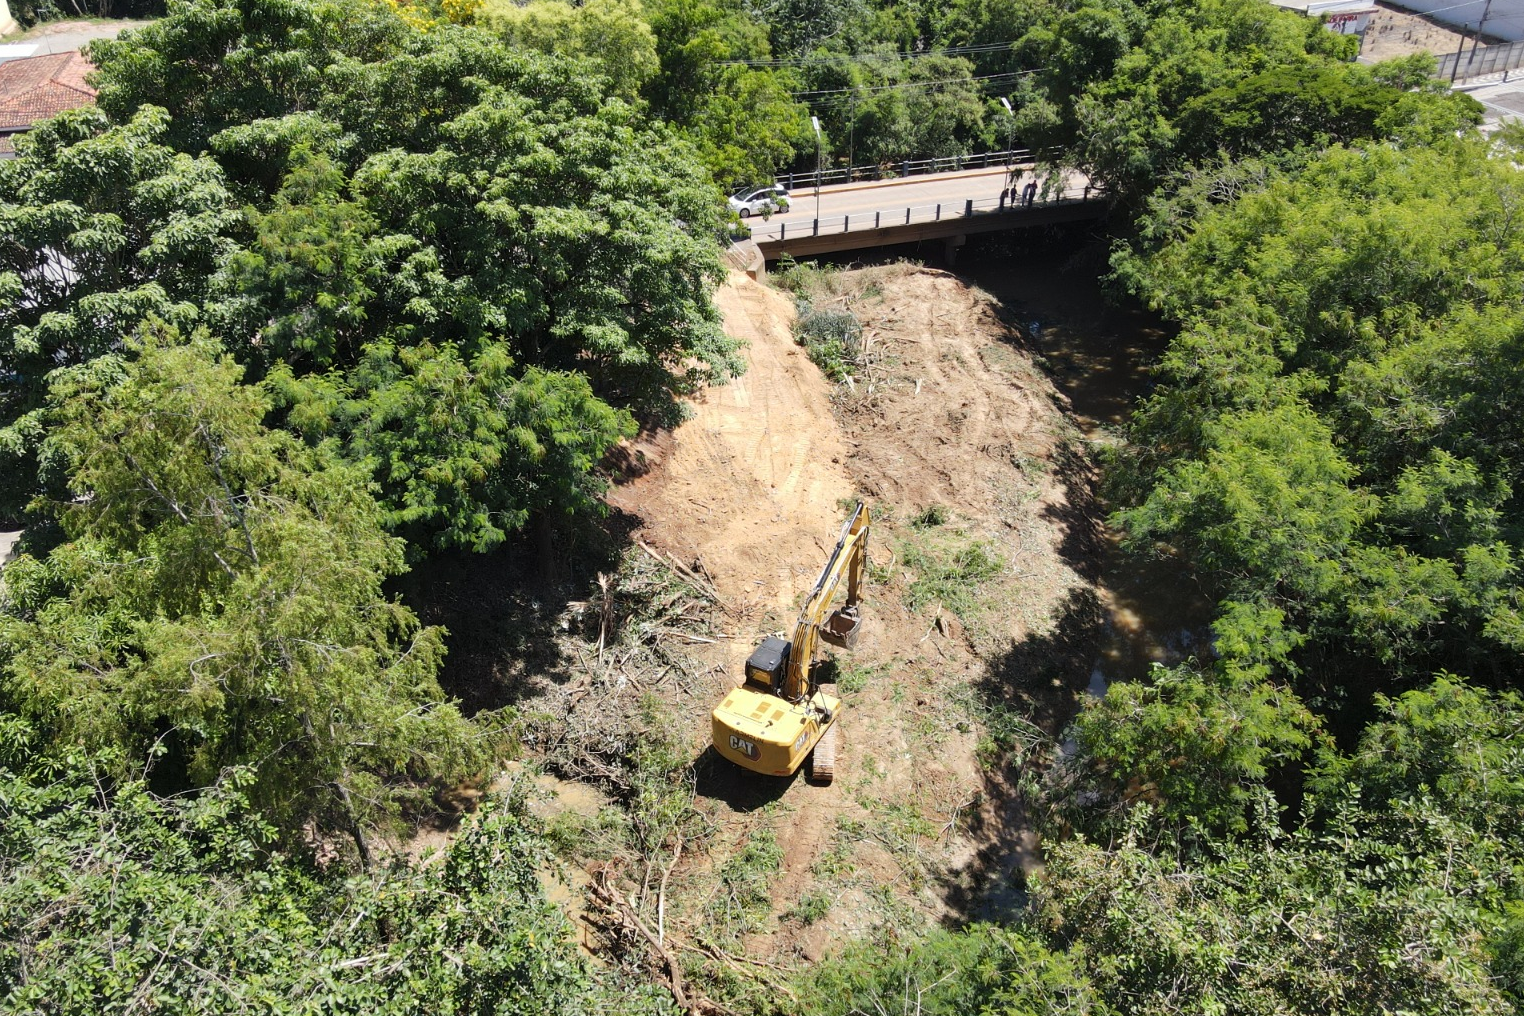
[746,164,1094,242]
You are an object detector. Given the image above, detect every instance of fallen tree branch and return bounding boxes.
[589,868,739,1015]
[679,938,801,1007]
[658,835,683,946]
[637,539,727,608]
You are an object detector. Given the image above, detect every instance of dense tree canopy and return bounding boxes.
[1045,661,1319,844]
[1027,675,1524,1015]
[0,722,670,1015]
[1028,35,1524,1016]
[1013,0,1480,199]
[2,0,736,553]
[1111,139,1524,697]
[1,328,490,849]
[478,0,660,100]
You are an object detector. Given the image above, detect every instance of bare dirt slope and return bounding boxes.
[610,275,855,626]
[600,264,1104,964]
[835,268,1101,636]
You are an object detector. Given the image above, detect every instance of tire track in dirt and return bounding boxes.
[608,273,876,959]
[845,272,1052,522]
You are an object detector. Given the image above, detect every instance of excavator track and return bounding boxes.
[808,690,839,785]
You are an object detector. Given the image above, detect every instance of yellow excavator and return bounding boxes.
[710,502,869,784]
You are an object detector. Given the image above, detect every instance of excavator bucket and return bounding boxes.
[820,604,862,649]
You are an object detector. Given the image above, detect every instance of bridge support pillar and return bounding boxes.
[942,234,967,266]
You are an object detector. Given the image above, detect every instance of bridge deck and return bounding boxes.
[754,196,1107,260]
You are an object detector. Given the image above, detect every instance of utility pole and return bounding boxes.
[1452,24,1469,82]
[847,91,856,178]
[811,116,823,230]
[1471,0,1493,62]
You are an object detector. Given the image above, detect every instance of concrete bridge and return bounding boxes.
[746,165,1108,265]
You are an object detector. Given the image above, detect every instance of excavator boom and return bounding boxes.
[782,502,869,701]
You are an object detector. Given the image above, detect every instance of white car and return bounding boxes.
[728,184,791,218]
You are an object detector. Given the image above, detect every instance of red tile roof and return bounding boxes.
[0,51,96,132]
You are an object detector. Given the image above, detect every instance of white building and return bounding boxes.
[1270,0,1381,36]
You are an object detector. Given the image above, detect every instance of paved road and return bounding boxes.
[0,529,20,570]
[3,18,149,56]
[746,165,1093,241]
[1457,74,1524,133]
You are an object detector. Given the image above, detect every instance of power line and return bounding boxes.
[1405,0,1489,14]
[721,41,1019,67]
[789,69,1034,99]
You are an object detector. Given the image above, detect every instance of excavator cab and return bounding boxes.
[744,636,790,694]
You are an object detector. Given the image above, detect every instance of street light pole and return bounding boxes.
[1472,0,1493,60]
[999,97,1015,205]
[811,116,823,230]
[999,96,1014,164]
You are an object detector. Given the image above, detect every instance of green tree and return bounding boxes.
[808,52,989,165]
[1036,797,1515,1016]
[1033,675,1524,1014]
[1308,676,1524,847]
[930,0,1050,76]
[8,0,739,553]
[644,0,811,185]
[1111,139,1524,690]
[747,0,866,57]
[1002,0,1471,202]
[1115,403,1371,610]
[0,718,670,1014]
[210,147,387,371]
[1047,663,1319,845]
[1174,64,1403,164]
[0,328,490,850]
[798,924,1103,1016]
[479,0,661,99]
[269,341,634,554]
[0,106,241,518]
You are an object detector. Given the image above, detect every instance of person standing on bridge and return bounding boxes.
[1023,180,1037,207]
[1005,164,1029,207]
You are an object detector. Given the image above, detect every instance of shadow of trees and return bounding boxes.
[935,586,1108,925]
[980,585,1108,738]
[387,508,642,716]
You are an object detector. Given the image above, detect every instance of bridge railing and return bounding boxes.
[779,149,1037,191]
[748,179,1100,243]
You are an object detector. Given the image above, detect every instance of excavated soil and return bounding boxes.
[604,264,1106,960]
[610,277,856,623]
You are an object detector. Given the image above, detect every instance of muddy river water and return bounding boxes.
[958,232,1216,694]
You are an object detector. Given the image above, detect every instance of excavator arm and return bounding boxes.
[781,502,869,702]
